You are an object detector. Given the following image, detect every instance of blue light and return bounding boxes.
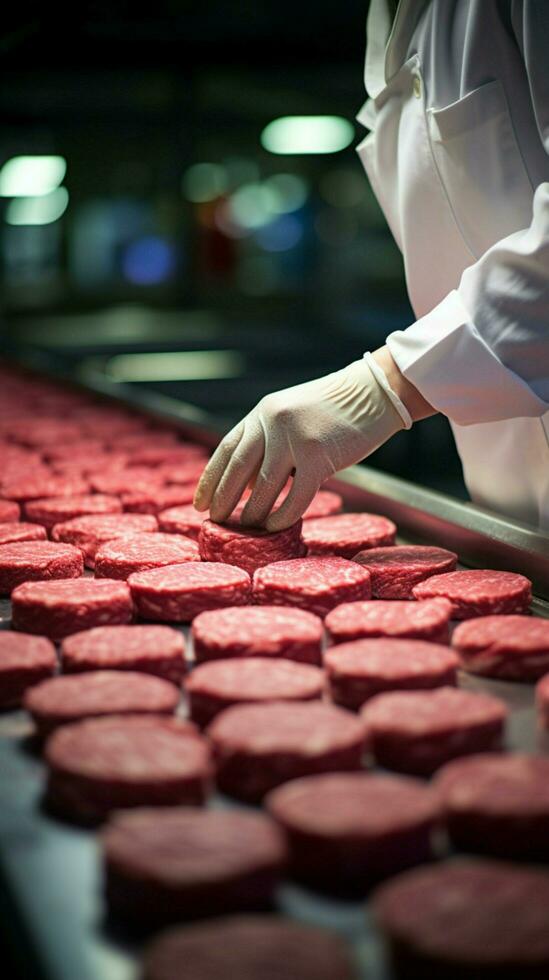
[255,214,303,252]
[122,236,176,285]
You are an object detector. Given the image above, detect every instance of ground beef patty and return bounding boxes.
[61,624,186,685]
[45,715,211,822]
[0,540,83,594]
[198,518,305,576]
[52,512,158,567]
[0,500,20,522]
[129,562,251,623]
[192,605,323,665]
[142,916,356,980]
[25,670,180,736]
[0,631,57,708]
[95,533,200,580]
[325,598,453,645]
[266,772,442,891]
[252,556,371,618]
[325,638,459,711]
[158,504,206,540]
[11,578,132,640]
[120,485,196,515]
[101,808,287,927]
[361,687,508,776]
[1,474,89,502]
[0,522,47,546]
[453,615,549,681]
[302,512,396,558]
[372,859,549,979]
[412,569,532,619]
[207,700,367,803]
[353,545,457,598]
[24,494,122,531]
[435,753,549,860]
[536,673,549,729]
[186,657,323,727]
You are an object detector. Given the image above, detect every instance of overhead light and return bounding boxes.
[261,116,354,155]
[0,155,67,197]
[105,350,245,382]
[5,187,69,225]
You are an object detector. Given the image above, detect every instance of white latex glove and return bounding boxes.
[194,353,412,531]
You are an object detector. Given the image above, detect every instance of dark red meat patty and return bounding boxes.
[129,562,251,623]
[435,753,549,860]
[325,598,452,645]
[158,504,205,540]
[1,474,89,502]
[120,485,196,514]
[25,670,180,736]
[25,494,122,531]
[142,916,355,980]
[361,687,507,776]
[52,512,158,567]
[0,540,83,594]
[101,807,287,927]
[353,545,457,598]
[372,859,549,979]
[198,518,305,576]
[252,556,371,618]
[61,624,186,685]
[0,499,20,522]
[412,569,532,618]
[207,700,367,803]
[186,657,323,727]
[0,521,47,546]
[302,512,396,557]
[192,605,323,665]
[45,715,211,822]
[453,615,549,681]
[266,772,441,891]
[325,638,459,711]
[0,631,57,708]
[11,578,132,640]
[95,533,200,580]
[537,672,549,729]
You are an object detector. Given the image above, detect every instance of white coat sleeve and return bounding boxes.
[386,1,549,426]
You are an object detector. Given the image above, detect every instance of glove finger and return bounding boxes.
[239,454,293,527]
[209,420,265,523]
[193,421,245,511]
[264,467,320,532]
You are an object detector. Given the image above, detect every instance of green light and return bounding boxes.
[264,174,308,212]
[261,116,354,155]
[229,182,282,229]
[106,350,245,382]
[6,187,69,225]
[0,155,67,197]
[182,163,227,203]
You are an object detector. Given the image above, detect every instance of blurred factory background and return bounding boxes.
[0,1,466,497]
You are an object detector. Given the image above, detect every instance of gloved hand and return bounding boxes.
[194,352,413,531]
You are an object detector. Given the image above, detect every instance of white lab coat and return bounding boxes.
[357,0,549,529]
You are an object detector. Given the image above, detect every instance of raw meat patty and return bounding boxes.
[252,556,371,618]
[353,545,457,598]
[11,578,132,640]
[0,540,83,594]
[25,670,180,736]
[266,772,441,890]
[186,657,324,727]
[412,569,532,619]
[0,522,47,546]
[89,468,165,495]
[192,605,323,666]
[372,859,549,979]
[453,615,549,681]
[142,916,355,980]
[0,631,57,708]
[120,485,196,514]
[7,418,83,447]
[158,504,205,540]
[158,459,208,486]
[95,533,200,580]
[101,808,287,926]
[250,488,342,521]
[1,474,89,502]
[325,598,453,645]
[127,444,207,467]
[302,512,396,558]
[198,518,305,576]
[435,753,549,860]
[61,624,186,684]
[25,494,122,531]
[0,499,20,522]
[52,512,158,567]
[207,700,367,803]
[537,672,549,729]
[129,562,251,623]
[325,638,459,711]
[361,687,508,776]
[45,715,211,822]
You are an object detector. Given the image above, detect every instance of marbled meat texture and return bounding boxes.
[452,615,549,680]
[198,518,305,576]
[95,533,200,580]
[25,494,122,531]
[252,556,371,618]
[52,512,158,567]
[302,512,396,558]
[11,578,133,640]
[129,562,251,622]
[325,598,452,645]
[61,624,186,685]
[0,540,83,594]
[412,569,532,619]
[0,631,57,708]
[352,545,457,598]
[192,605,323,665]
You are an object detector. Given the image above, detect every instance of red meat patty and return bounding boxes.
[61,624,186,685]
[266,772,441,890]
[412,569,532,618]
[126,444,207,467]
[0,500,20,522]
[101,808,287,927]
[11,578,132,640]
[7,419,83,447]
[157,459,208,486]
[372,859,549,979]
[536,672,549,729]
[325,638,459,711]
[129,562,251,623]
[89,469,165,495]
[252,556,371,618]
[25,494,122,531]
[198,518,305,576]
[361,687,508,776]
[352,545,457,598]
[0,540,83,594]
[95,533,200,580]
[453,615,549,681]
[302,512,396,558]
[207,700,367,803]
[52,512,158,567]
[192,605,323,666]
[0,522,47,546]
[0,631,57,708]
[45,715,211,822]
[325,598,453,645]
[120,485,196,514]
[158,504,205,540]
[1,474,89,502]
